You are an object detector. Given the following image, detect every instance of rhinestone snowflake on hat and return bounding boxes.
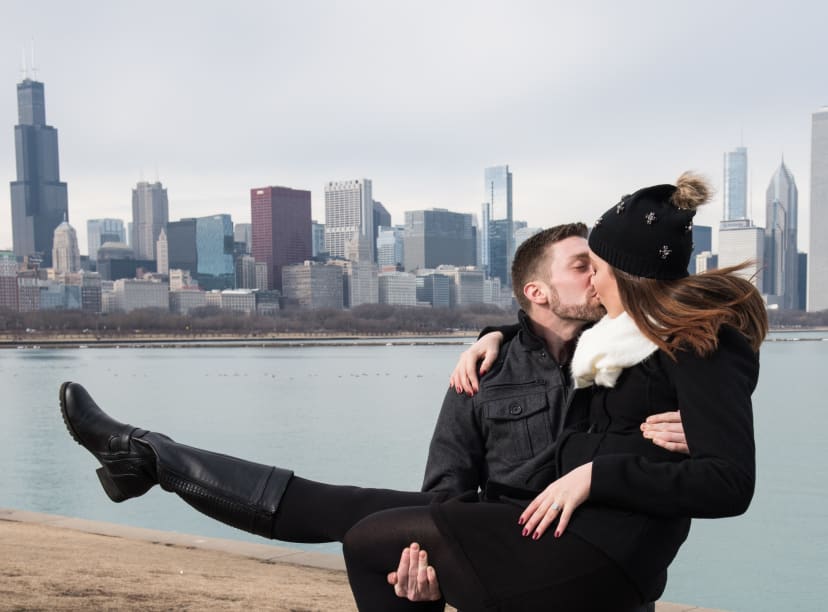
[616,195,630,214]
[594,216,603,227]
[658,245,672,259]
[685,221,693,233]
[645,212,657,224]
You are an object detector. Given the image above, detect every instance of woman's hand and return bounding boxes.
[519,462,593,539]
[449,332,504,395]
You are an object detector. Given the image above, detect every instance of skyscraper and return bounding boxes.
[372,200,391,262]
[483,165,513,286]
[156,227,169,275]
[403,209,476,271]
[166,218,198,275]
[196,214,234,290]
[689,225,712,275]
[719,222,764,291]
[311,221,326,259]
[377,226,405,269]
[764,160,799,309]
[52,218,81,274]
[10,78,69,267]
[809,108,828,312]
[0,251,18,311]
[324,179,374,262]
[131,181,169,261]
[233,223,252,254]
[723,147,748,221]
[250,186,312,291]
[87,219,126,261]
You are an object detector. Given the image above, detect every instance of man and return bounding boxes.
[390,223,685,606]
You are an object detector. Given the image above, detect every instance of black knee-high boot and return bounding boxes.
[60,381,293,539]
[60,381,438,543]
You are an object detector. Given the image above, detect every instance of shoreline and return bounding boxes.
[0,508,728,612]
[1,326,825,349]
[0,330,478,349]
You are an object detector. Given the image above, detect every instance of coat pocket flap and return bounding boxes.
[483,392,547,421]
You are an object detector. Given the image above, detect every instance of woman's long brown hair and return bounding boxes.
[614,263,769,358]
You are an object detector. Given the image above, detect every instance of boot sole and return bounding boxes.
[59,381,130,503]
[59,381,84,447]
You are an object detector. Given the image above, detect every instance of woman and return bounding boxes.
[60,172,765,610]
[339,172,765,610]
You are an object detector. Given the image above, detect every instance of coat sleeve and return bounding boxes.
[589,327,758,518]
[421,387,487,496]
[478,323,520,342]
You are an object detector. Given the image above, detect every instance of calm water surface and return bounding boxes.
[1,335,826,611]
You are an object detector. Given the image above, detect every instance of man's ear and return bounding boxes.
[524,281,548,305]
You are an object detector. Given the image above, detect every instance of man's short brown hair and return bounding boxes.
[511,223,588,310]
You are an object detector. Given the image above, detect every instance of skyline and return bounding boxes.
[3,1,828,253]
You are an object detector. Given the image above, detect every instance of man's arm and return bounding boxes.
[421,385,486,496]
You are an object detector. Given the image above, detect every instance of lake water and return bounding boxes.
[1,333,826,611]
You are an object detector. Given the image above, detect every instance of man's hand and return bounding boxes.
[387,543,442,601]
[449,332,504,395]
[641,411,689,454]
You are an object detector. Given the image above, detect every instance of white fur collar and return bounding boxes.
[571,312,658,389]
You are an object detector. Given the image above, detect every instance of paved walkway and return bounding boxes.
[0,508,726,611]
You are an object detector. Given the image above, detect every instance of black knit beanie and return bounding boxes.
[588,174,709,280]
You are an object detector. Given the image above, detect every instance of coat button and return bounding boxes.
[509,403,522,415]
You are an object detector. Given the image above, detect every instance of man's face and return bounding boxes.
[538,236,605,322]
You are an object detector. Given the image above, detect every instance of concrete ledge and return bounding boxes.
[0,508,724,612]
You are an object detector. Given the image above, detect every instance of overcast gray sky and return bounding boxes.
[2,0,826,254]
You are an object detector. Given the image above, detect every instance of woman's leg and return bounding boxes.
[343,503,643,612]
[60,381,436,543]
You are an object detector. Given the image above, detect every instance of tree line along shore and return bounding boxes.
[1,304,825,346]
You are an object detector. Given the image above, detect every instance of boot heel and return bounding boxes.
[96,467,128,502]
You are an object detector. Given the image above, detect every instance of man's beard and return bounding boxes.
[548,287,605,322]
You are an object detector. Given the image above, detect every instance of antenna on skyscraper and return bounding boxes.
[20,46,28,79]
[30,39,38,80]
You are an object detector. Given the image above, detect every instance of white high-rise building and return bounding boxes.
[719,221,764,291]
[324,179,374,262]
[156,227,169,275]
[131,181,169,261]
[113,278,169,312]
[376,226,405,268]
[52,219,81,274]
[378,271,417,306]
[809,108,828,311]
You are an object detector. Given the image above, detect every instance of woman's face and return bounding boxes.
[588,250,624,318]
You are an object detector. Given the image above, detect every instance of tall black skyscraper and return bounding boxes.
[10,78,68,267]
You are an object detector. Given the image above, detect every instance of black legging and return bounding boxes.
[342,503,642,612]
[273,478,641,611]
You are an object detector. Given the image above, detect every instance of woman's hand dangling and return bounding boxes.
[519,462,593,539]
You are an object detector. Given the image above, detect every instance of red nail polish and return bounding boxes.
[532,532,540,540]
[554,530,561,538]
[517,517,525,525]
[521,528,528,537]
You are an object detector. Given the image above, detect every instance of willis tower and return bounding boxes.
[10,78,68,268]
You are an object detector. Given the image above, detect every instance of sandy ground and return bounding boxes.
[0,520,356,612]
[0,510,724,612]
